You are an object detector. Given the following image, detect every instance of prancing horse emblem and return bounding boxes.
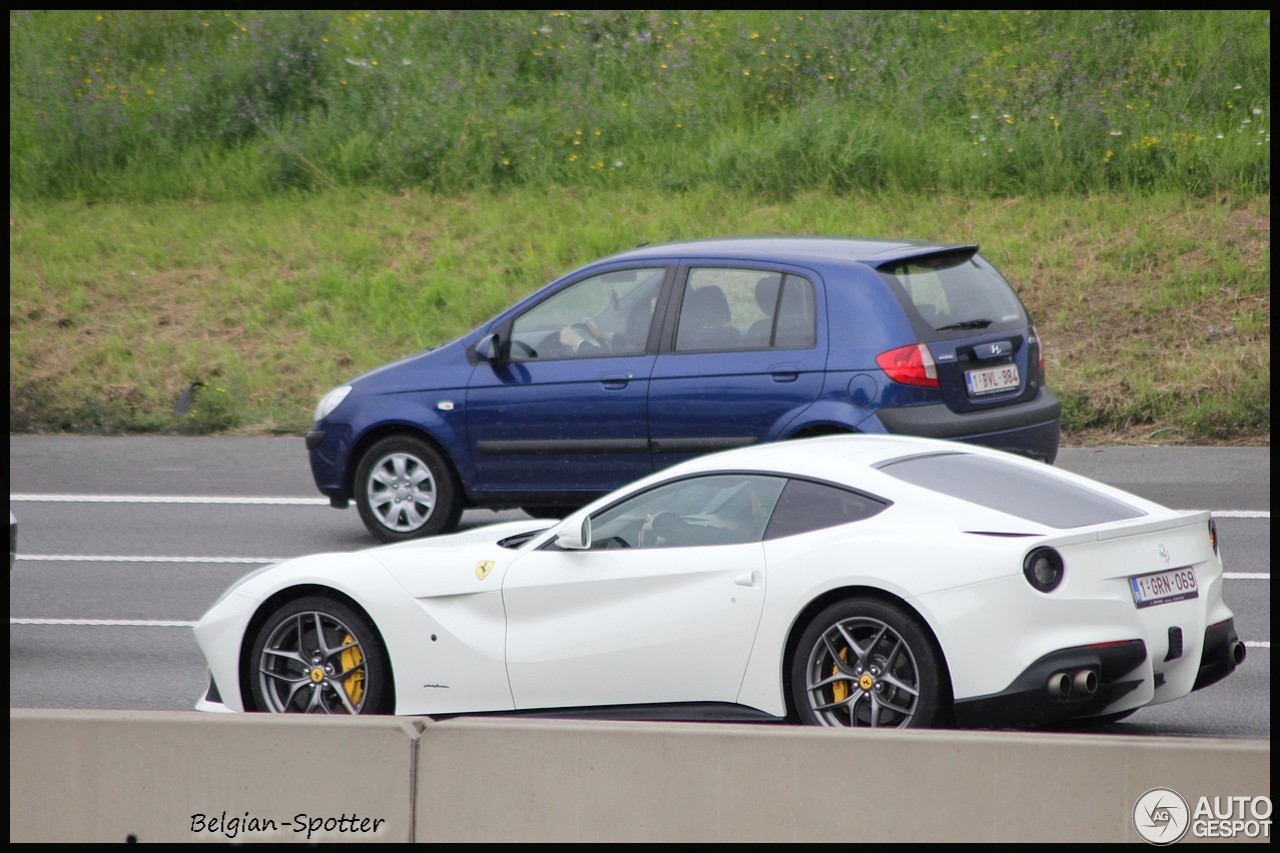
[1158,544,1170,565]
[475,560,494,580]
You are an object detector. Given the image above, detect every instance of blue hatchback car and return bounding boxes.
[307,236,1061,541]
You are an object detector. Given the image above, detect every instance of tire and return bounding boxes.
[791,598,947,729]
[249,595,393,715]
[354,435,459,542]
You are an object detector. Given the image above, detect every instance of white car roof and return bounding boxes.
[653,434,1173,530]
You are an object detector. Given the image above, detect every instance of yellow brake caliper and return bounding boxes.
[832,646,851,703]
[339,633,365,706]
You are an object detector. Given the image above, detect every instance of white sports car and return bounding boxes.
[193,435,1244,728]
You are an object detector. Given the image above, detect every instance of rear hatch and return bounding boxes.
[874,246,1046,415]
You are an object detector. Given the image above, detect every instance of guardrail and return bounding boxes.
[9,710,1271,843]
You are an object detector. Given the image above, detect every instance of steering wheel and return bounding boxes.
[596,536,632,549]
[571,322,605,348]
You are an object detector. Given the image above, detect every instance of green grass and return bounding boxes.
[8,11,1271,444]
[8,189,1270,444]
[9,11,1270,200]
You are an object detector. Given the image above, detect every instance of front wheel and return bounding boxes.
[354,435,459,542]
[249,595,393,714]
[791,598,947,729]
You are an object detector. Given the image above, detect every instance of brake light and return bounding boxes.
[1031,325,1045,372]
[876,343,939,388]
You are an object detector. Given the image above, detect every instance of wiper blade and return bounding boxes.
[936,318,992,330]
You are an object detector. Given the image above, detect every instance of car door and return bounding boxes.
[500,474,783,710]
[464,266,669,497]
[648,265,827,471]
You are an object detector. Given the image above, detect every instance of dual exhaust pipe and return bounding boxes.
[1048,640,1246,700]
[1047,668,1099,699]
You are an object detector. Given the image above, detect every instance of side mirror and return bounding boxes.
[555,509,592,550]
[474,332,502,363]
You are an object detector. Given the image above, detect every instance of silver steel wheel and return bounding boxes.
[366,450,438,535]
[256,609,373,714]
[802,614,924,728]
[354,436,460,543]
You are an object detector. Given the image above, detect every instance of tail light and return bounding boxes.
[1031,325,1045,372]
[876,343,938,388]
[1023,547,1065,592]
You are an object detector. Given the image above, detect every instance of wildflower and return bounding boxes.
[1252,108,1263,115]
[613,160,624,168]
[1109,130,1123,136]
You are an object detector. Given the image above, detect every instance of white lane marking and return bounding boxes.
[7,494,1267,517]
[17,555,283,564]
[11,618,197,627]
[1246,641,1269,649]
[11,493,326,505]
[14,556,1271,580]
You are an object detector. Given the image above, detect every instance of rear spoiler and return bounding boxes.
[868,245,979,272]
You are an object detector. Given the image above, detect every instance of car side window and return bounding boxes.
[675,268,815,352]
[508,267,663,361]
[764,479,888,540]
[588,474,787,549]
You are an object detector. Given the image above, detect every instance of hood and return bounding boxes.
[346,333,477,396]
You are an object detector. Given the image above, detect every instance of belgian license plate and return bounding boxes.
[965,363,1020,396]
[1129,567,1199,608]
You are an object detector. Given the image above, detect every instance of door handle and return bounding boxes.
[599,372,633,391]
[733,571,762,588]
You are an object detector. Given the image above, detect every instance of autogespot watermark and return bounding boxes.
[1133,787,1272,844]
[190,811,387,841]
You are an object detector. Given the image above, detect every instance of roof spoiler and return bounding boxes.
[869,244,979,271]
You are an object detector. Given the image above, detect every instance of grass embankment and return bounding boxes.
[9,190,1270,443]
[9,11,1270,443]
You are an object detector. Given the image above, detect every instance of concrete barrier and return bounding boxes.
[10,710,1271,843]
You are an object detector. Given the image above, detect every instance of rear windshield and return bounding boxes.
[877,249,1028,334]
[875,453,1146,528]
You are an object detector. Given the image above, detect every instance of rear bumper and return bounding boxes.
[952,639,1146,728]
[875,387,1061,463]
[953,618,1244,728]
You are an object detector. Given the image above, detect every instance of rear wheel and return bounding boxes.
[249,596,392,715]
[791,598,947,729]
[355,435,459,542]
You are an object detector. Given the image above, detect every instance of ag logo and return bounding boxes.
[1134,787,1190,845]
[475,560,494,580]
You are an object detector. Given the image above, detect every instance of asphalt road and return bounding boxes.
[8,435,1270,739]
